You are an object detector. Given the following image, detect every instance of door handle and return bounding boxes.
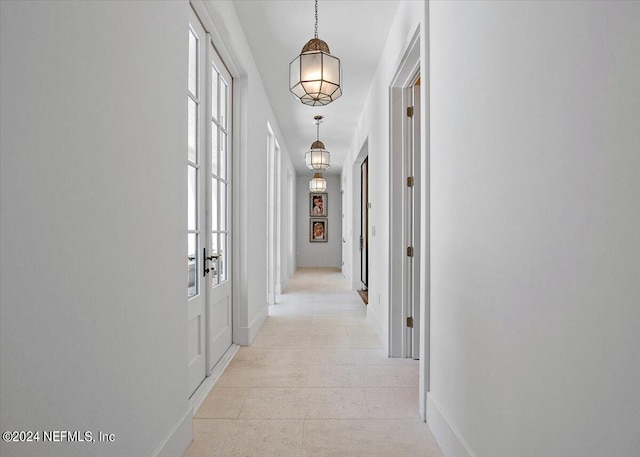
[203,248,210,277]
[203,249,221,277]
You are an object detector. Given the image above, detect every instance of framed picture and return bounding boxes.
[309,192,327,216]
[310,218,328,242]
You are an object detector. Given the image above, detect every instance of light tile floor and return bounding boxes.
[185,267,443,457]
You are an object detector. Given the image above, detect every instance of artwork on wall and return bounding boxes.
[309,192,327,216]
[310,218,328,242]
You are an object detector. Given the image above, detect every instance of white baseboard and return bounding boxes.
[190,344,240,414]
[152,408,192,457]
[427,393,476,457]
[234,304,268,346]
[276,276,288,295]
[366,307,387,354]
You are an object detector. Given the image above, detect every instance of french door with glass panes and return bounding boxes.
[187,11,233,397]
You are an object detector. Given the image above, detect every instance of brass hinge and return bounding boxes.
[407,246,414,257]
[407,316,414,328]
[407,106,414,117]
[407,176,414,187]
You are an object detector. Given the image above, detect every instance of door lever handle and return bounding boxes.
[203,248,209,277]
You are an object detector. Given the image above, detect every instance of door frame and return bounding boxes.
[266,123,281,304]
[188,7,235,398]
[350,140,369,291]
[388,27,431,420]
[360,157,369,291]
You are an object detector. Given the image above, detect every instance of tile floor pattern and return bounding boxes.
[185,267,443,457]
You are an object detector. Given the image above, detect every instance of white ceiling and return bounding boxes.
[233,0,400,177]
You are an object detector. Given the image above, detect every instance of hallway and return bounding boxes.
[185,268,443,456]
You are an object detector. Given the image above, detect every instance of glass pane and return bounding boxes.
[188,98,197,163]
[211,123,218,176]
[211,234,219,286]
[219,233,227,283]
[188,30,197,96]
[188,233,198,298]
[211,68,219,122]
[220,79,228,129]
[211,178,218,231]
[219,182,227,231]
[219,131,227,180]
[188,165,197,230]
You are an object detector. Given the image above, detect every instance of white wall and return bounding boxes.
[341,0,424,349]
[0,2,191,456]
[279,155,297,291]
[297,175,342,268]
[196,0,297,344]
[427,1,640,457]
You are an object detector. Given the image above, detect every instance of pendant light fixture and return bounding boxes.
[306,115,330,171]
[289,0,342,106]
[309,172,327,192]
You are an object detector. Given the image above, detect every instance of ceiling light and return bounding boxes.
[289,0,342,106]
[309,172,327,192]
[306,115,330,171]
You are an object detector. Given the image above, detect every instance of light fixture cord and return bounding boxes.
[314,0,319,39]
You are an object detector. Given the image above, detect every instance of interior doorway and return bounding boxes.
[266,124,280,305]
[388,29,429,420]
[359,157,369,302]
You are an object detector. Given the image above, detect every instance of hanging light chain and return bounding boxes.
[314,0,319,39]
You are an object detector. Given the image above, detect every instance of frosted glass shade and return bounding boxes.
[290,39,342,106]
[309,173,327,192]
[305,140,330,171]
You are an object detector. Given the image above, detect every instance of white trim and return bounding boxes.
[152,408,192,457]
[190,344,240,414]
[235,304,268,346]
[366,306,387,354]
[427,393,476,457]
[418,2,431,421]
[388,27,421,359]
[190,0,240,78]
[351,140,369,294]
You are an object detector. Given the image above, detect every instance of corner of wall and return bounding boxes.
[426,394,476,457]
[235,303,268,346]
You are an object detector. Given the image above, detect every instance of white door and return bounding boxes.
[406,78,421,359]
[188,11,233,397]
[206,33,233,375]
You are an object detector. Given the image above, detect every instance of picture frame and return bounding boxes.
[309,218,328,242]
[309,192,328,217]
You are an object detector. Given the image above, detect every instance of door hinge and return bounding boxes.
[407,316,414,328]
[407,176,414,187]
[407,106,414,118]
[407,246,414,257]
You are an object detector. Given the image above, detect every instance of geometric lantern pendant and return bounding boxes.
[309,172,327,192]
[289,0,342,106]
[305,115,330,171]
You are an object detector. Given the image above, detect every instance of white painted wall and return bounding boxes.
[0,2,191,456]
[341,1,424,350]
[297,175,342,268]
[279,154,297,292]
[427,1,640,457]
[196,0,297,344]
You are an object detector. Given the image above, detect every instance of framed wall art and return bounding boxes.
[309,192,327,217]
[309,218,328,242]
